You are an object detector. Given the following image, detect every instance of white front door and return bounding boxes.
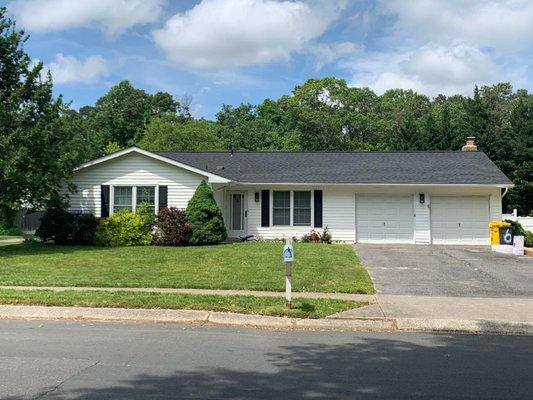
[356,195,414,243]
[229,192,247,237]
[431,196,490,245]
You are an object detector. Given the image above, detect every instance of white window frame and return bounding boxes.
[110,184,159,215]
[270,190,314,227]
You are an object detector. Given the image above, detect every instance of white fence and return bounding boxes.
[502,210,533,232]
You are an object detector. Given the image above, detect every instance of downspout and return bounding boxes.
[501,187,509,199]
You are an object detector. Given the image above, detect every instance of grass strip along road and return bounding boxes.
[0,289,365,319]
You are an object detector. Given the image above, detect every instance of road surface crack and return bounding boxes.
[34,359,101,399]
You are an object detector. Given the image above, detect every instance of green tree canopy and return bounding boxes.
[138,115,223,151]
[0,8,78,229]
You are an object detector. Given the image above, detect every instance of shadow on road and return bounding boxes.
[7,332,533,399]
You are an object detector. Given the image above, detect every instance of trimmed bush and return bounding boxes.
[185,180,227,245]
[95,210,152,247]
[152,207,192,246]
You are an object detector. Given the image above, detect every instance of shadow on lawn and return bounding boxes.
[6,332,533,400]
[0,243,105,257]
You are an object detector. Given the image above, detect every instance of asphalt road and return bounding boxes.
[356,244,533,297]
[1,320,532,399]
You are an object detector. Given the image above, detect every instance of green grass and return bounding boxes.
[0,242,374,294]
[0,289,365,319]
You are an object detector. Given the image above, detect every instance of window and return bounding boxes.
[113,186,132,212]
[293,191,311,226]
[273,191,290,226]
[112,185,156,214]
[136,186,155,212]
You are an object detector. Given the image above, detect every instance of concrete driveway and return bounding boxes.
[355,244,533,298]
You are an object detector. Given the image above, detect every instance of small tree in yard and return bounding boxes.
[185,180,227,245]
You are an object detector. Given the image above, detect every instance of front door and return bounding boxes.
[229,192,247,237]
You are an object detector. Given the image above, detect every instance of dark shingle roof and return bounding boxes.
[154,151,512,185]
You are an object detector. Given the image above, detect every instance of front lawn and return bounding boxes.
[0,242,374,294]
[0,289,366,319]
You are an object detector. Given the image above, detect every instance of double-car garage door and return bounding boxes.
[356,194,490,244]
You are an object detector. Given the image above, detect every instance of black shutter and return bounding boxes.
[314,190,323,228]
[101,185,110,217]
[159,186,168,210]
[261,190,270,227]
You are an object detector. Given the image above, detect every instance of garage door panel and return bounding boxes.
[431,196,489,245]
[356,195,414,243]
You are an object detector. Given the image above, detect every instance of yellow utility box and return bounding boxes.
[489,220,511,245]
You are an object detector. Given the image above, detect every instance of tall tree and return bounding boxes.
[0,8,77,230]
[87,81,185,150]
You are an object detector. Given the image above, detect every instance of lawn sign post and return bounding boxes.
[282,238,294,309]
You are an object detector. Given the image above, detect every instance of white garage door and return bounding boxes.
[356,195,414,243]
[431,196,490,245]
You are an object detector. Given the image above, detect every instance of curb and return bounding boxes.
[0,305,531,334]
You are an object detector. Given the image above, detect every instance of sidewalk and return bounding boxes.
[328,294,533,334]
[0,285,532,334]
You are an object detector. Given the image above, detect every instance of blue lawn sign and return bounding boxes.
[283,244,294,262]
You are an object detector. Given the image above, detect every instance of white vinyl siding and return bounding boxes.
[431,196,490,244]
[68,152,206,217]
[356,195,414,243]
[414,193,431,244]
[233,186,355,242]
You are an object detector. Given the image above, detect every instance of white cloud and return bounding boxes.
[310,42,360,71]
[349,43,498,97]
[380,0,533,50]
[48,54,109,84]
[152,0,347,68]
[8,0,164,35]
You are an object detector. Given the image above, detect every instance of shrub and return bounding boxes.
[95,210,152,247]
[505,219,533,247]
[71,214,99,244]
[302,226,332,244]
[525,231,533,248]
[302,230,321,243]
[152,207,192,246]
[36,204,98,245]
[185,180,227,245]
[136,202,156,229]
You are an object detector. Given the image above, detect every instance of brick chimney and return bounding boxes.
[462,136,478,151]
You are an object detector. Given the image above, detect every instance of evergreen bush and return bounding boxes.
[185,180,227,245]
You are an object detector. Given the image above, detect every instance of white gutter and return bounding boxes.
[232,182,515,188]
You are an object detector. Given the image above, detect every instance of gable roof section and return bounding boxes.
[155,150,513,186]
[74,147,230,183]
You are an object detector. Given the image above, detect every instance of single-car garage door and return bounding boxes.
[431,196,490,245]
[356,195,414,243]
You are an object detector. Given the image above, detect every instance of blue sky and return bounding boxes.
[5,0,533,119]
